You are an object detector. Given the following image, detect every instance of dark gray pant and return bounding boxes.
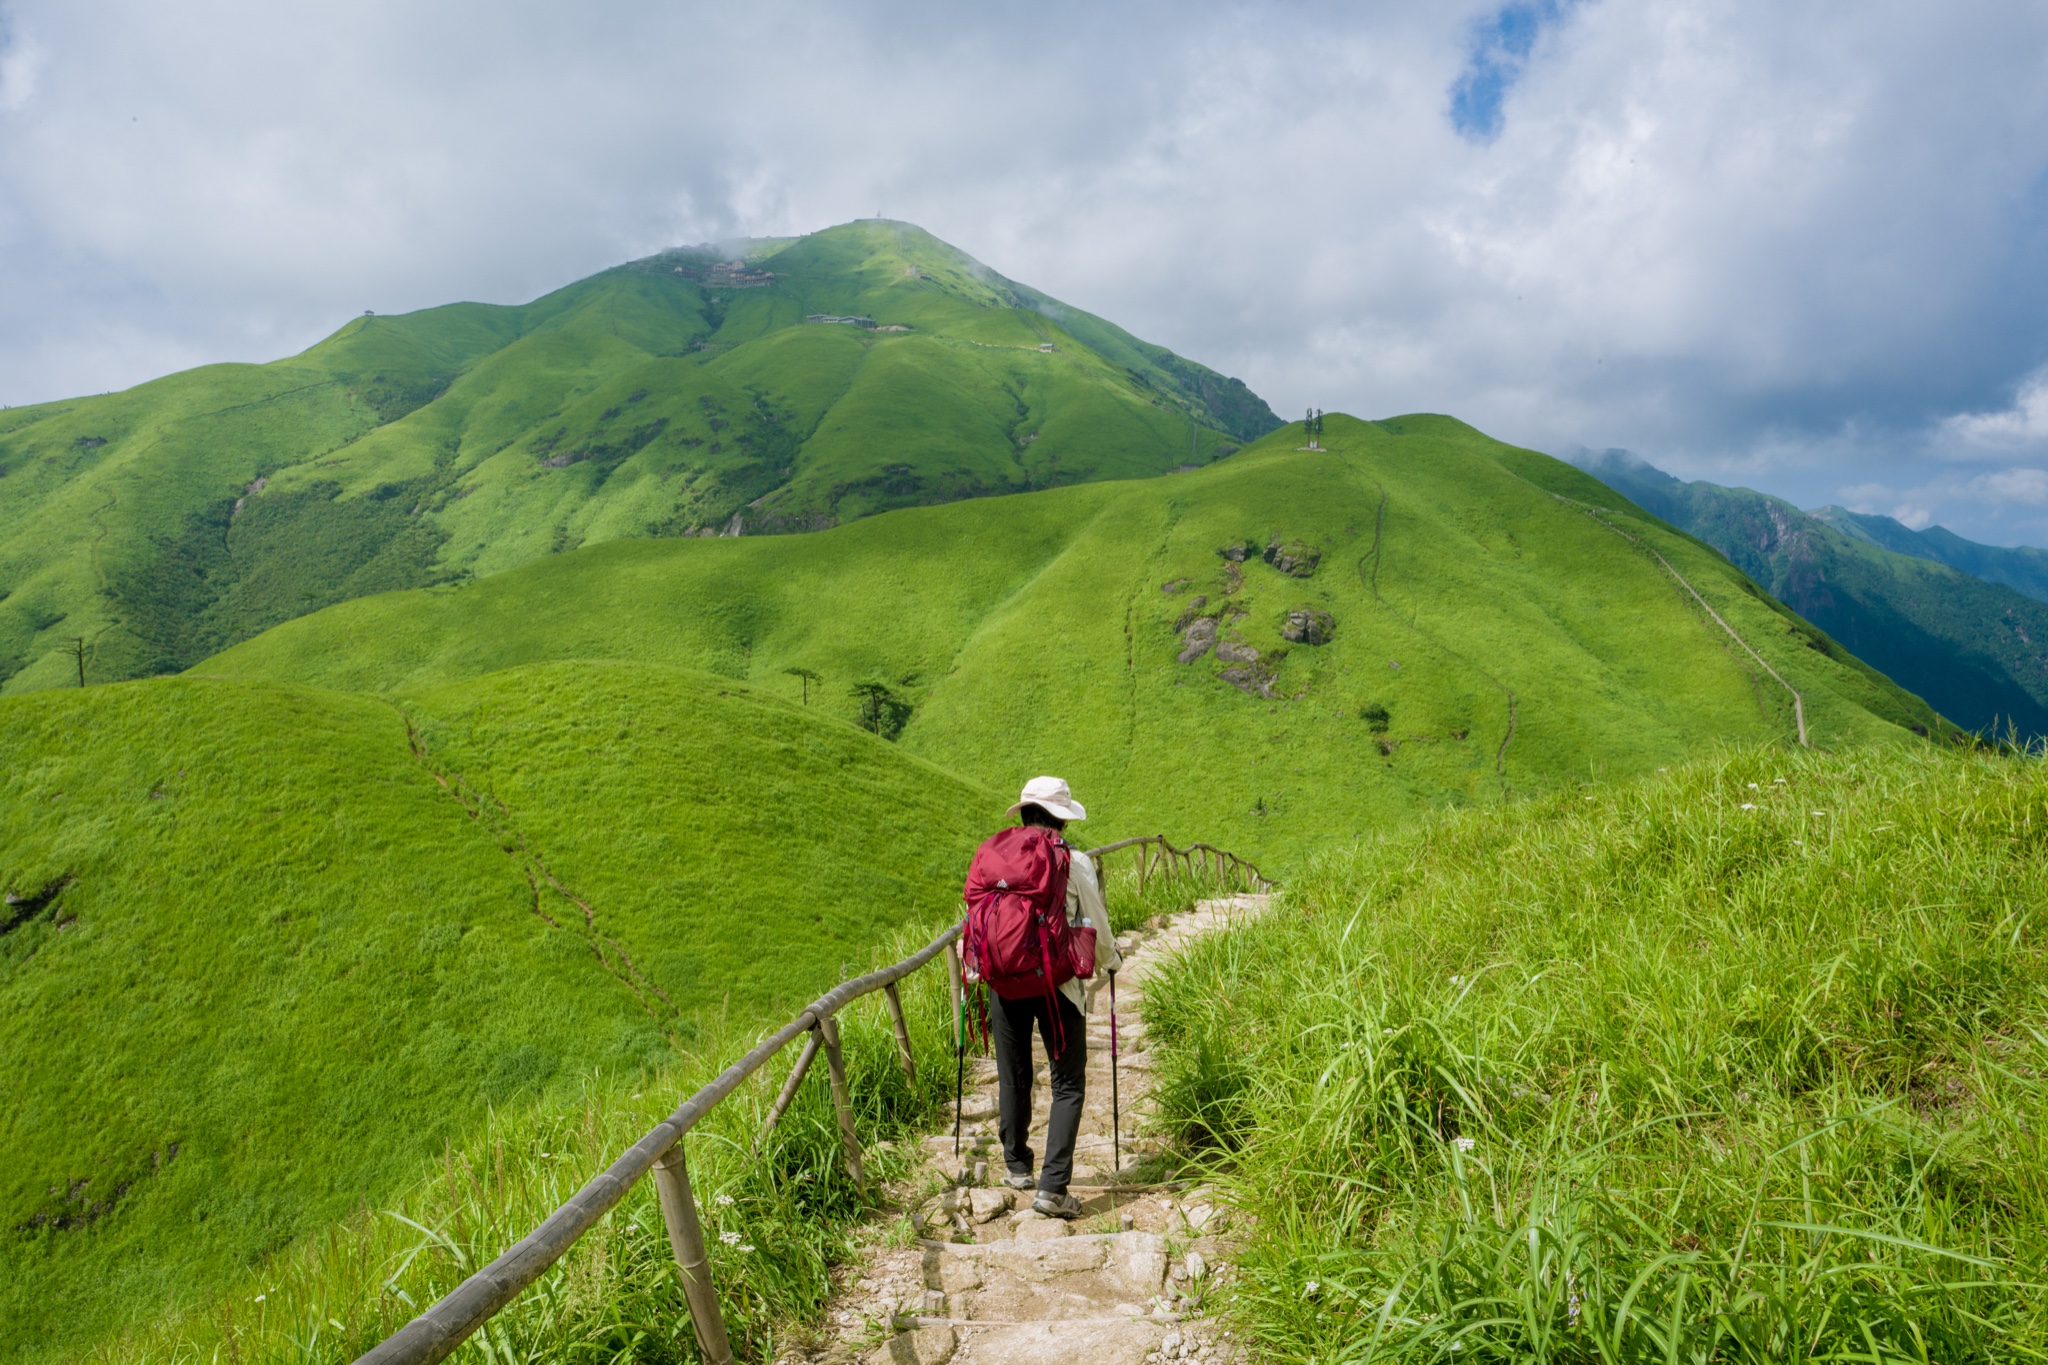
[989,988,1086,1194]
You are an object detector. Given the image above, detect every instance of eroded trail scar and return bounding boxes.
[1357,482,1520,781]
[805,896,1269,1365]
[395,708,682,1039]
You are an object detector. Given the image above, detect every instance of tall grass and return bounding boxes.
[99,917,967,1365]
[1144,745,2048,1362]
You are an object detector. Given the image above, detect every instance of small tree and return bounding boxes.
[68,637,86,688]
[848,680,914,740]
[783,665,822,705]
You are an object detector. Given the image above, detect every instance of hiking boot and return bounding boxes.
[1033,1191,1084,1220]
[1003,1171,1036,1191]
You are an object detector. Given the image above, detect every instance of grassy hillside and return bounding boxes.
[204,414,1956,863]
[0,662,994,1361]
[0,221,1277,693]
[1146,743,2048,1361]
[1578,450,2048,740]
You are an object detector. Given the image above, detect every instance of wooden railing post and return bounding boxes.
[882,982,916,1083]
[652,1140,735,1365]
[817,1013,866,1193]
[753,1025,823,1152]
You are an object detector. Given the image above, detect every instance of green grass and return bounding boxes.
[1142,744,2048,1361]
[200,414,1959,865]
[93,911,970,1365]
[0,221,1275,692]
[0,661,997,1361]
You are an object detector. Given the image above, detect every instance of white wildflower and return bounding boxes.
[716,1193,735,1207]
[540,1152,551,1158]
[1773,778,1787,785]
[1747,782,1759,789]
[1739,803,1757,810]
[1450,974,1462,985]
[739,1244,756,1253]
[720,1230,742,1246]
[1302,1280,1320,1298]
[253,1294,266,1303]
[1453,1136,1476,1152]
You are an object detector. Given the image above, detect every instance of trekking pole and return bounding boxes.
[949,945,966,1161]
[1109,969,1120,1175]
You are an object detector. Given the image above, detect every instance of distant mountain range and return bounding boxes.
[1806,505,2048,604]
[1572,449,2048,739]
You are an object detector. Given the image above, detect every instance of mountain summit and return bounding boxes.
[0,220,1279,692]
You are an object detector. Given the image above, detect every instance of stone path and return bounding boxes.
[795,895,1270,1365]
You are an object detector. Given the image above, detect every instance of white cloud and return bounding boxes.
[1968,467,2048,506]
[2,1,2048,543]
[1942,368,2048,449]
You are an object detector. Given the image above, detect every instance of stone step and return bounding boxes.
[922,1231,1170,1322]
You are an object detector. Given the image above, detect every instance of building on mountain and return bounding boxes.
[805,314,877,328]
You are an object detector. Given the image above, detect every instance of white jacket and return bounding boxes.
[1060,849,1124,1013]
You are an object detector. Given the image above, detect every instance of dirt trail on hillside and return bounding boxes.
[1554,496,1809,747]
[796,896,1268,1365]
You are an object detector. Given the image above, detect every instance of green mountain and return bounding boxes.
[0,660,994,1358]
[203,414,1956,865]
[1573,449,2048,740]
[0,221,1278,694]
[1810,504,2048,603]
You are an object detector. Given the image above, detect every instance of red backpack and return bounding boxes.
[961,826,1097,1001]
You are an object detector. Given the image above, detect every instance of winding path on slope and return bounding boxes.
[1553,496,1809,748]
[800,895,1268,1365]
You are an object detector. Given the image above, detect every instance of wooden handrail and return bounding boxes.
[352,836,1270,1365]
[1087,833,1276,896]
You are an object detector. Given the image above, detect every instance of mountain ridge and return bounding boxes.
[201,414,1959,863]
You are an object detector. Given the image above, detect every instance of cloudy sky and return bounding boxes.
[5,1,2048,542]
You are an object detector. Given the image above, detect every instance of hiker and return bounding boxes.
[962,775,1122,1220]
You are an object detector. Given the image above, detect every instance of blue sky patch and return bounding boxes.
[1450,1,1576,141]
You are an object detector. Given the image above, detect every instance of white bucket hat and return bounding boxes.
[1007,774,1087,821]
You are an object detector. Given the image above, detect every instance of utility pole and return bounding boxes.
[68,637,86,687]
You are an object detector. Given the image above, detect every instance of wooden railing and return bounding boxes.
[1087,833,1277,896]
[352,836,1274,1365]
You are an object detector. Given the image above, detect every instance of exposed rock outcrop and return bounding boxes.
[1262,537,1321,577]
[1282,609,1335,645]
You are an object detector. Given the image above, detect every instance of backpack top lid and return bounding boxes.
[964,824,1068,908]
